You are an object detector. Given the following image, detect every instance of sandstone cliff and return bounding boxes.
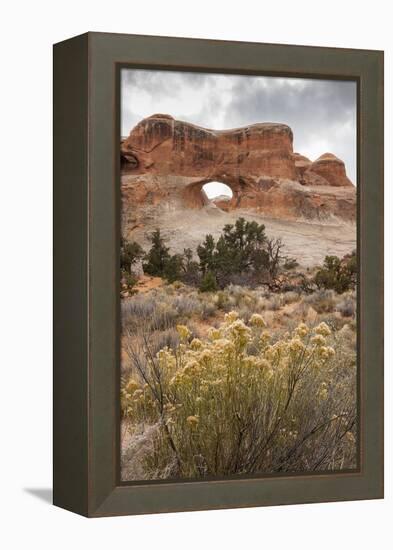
[122,114,296,180]
[120,114,356,242]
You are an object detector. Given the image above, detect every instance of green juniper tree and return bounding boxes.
[141,217,295,290]
[120,238,145,293]
[314,252,357,294]
[199,271,218,292]
[143,230,189,284]
[197,234,216,275]
[143,229,171,277]
[163,254,184,283]
[120,237,144,275]
[182,248,201,285]
[197,217,271,287]
[221,218,267,273]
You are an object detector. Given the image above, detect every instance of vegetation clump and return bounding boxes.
[314,252,357,294]
[122,217,302,291]
[120,237,144,294]
[122,314,357,479]
[199,271,218,293]
[119,220,358,480]
[197,218,292,289]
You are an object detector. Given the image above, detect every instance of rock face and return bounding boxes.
[121,114,356,239]
[305,153,353,187]
[292,152,312,179]
[122,114,296,179]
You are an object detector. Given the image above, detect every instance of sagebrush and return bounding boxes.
[121,312,357,479]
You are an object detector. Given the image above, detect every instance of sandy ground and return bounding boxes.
[130,205,356,268]
[135,275,164,293]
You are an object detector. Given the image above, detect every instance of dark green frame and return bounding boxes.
[53,32,383,517]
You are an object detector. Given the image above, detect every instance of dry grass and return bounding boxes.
[120,282,357,480]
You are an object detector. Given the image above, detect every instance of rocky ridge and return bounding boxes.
[120,114,356,264]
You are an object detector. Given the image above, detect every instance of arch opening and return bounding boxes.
[202,181,233,201]
[182,179,239,209]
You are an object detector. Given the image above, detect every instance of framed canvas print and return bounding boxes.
[53,32,384,517]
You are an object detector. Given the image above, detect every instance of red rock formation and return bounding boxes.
[292,152,312,180]
[305,153,353,187]
[121,114,296,180]
[120,114,356,234]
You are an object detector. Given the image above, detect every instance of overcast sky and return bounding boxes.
[121,69,357,184]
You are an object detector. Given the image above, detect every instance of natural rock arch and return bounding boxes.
[182,176,250,209]
[120,114,355,234]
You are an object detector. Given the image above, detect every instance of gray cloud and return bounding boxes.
[121,69,356,182]
[121,69,209,100]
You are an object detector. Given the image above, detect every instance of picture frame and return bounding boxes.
[53,32,383,517]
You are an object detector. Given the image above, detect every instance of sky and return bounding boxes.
[121,69,357,191]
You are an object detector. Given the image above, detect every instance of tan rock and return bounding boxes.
[120,115,356,246]
[305,153,354,187]
[292,152,312,180]
[121,113,296,181]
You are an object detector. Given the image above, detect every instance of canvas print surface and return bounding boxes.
[119,69,358,482]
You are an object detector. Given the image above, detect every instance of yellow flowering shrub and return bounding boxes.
[121,315,357,479]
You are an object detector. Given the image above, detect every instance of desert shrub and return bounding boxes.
[147,328,180,356]
[225,284,249,306]
[120,269,139,295]
[171,281,184,290]
[314,253,357,294]
[317,313,347,333]
[216,286,268,319]
[150,305,180,331]
[336,294,356,318]
[120,238,144,275]
[200,301,217,320]
[281,291,301,305]
[120,238,145,294]
[122,314,356,479]
[172,295,202,318]
[214,290,231,311]
[253,297,267,311]
[304,289,337,314]
[121,295,156,326]
[122,286,211,332]
[236,306,254,324]
[337,323,357,352]
[265,295,283,311]
[227,271,260,287]
[162,284,176,296]
[199,271,218,292]
[283,258,299,270]
[297,273,316,294]
[121,293,179,333]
